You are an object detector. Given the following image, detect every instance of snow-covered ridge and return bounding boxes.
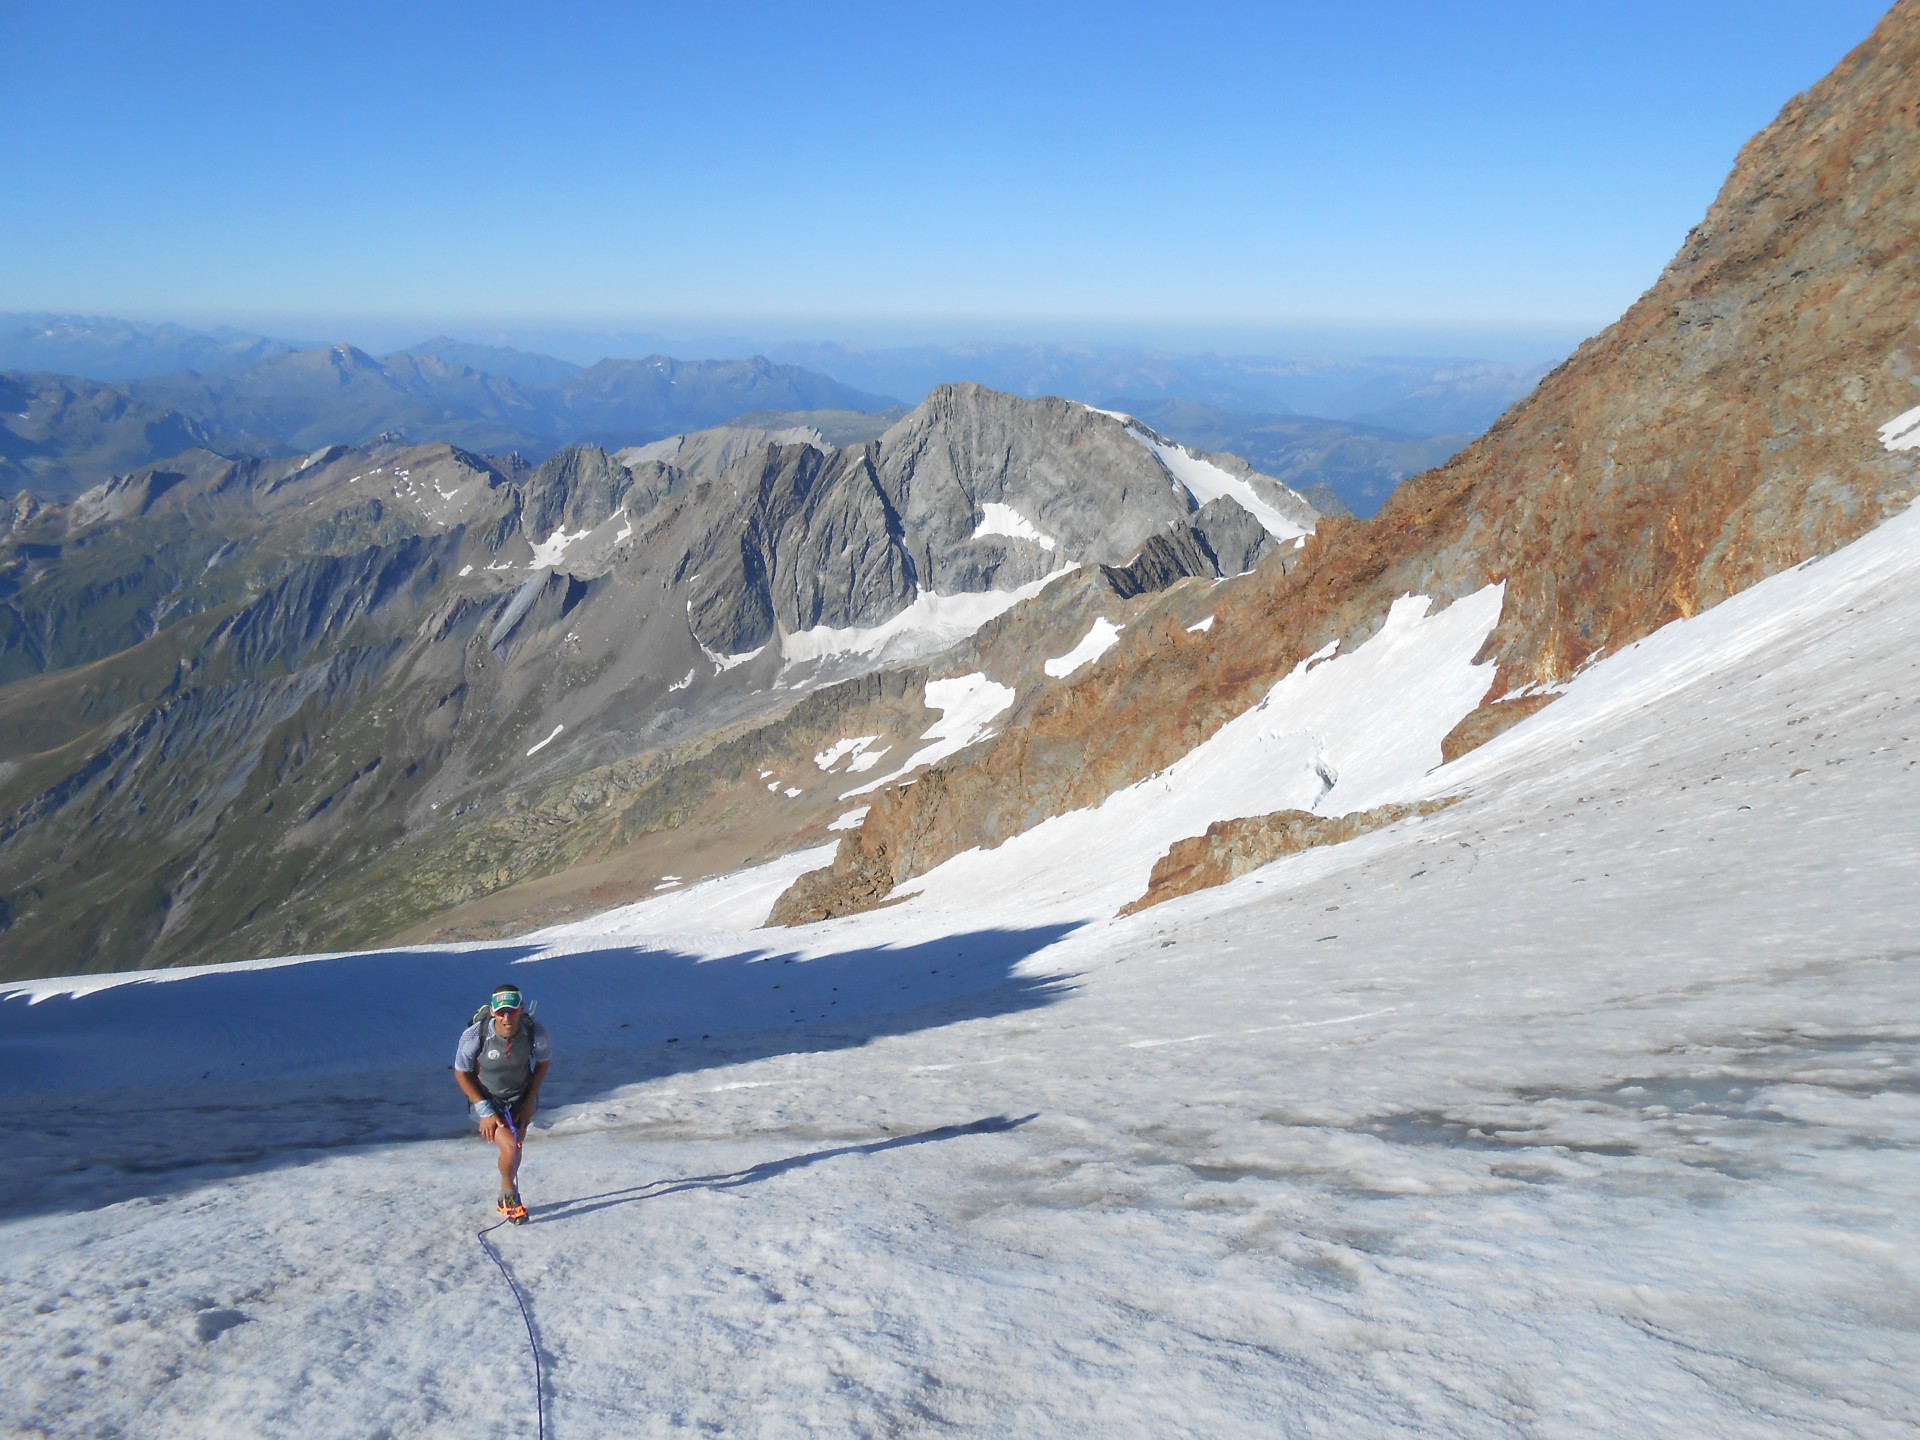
[894,585,1503,915]
[1134,426,1310,542]
[1081,403,1313,542]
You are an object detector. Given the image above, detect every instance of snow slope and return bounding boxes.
[6,503,1920,1437]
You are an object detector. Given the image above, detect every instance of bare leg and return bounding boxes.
[491,1124,522,1193]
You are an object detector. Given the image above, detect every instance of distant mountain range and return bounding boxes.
[0,312,299,380]
[0,315,1561,515]
[0,342,900,498]
[760,340,1553,435]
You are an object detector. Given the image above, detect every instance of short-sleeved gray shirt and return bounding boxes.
[455,1017,552,1101]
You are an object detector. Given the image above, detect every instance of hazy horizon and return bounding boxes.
[2,4,1890,353]
[6,307,1593,369]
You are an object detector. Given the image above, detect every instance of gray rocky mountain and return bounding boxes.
[124,344,556,458]
[0,386,1319,977]
[2,316,1541,515]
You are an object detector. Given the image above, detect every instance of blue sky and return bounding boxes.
[0,1,1894,353]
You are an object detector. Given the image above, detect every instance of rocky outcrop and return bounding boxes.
[1439,693,1561,764]
[1118,799,1457,916]
[519,445,668,539]
[771,4,1920,926]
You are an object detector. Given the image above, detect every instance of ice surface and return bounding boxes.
[972,502,1057,551]
[1186,614,1214,633]
[525,723,564,757]
[828,806,871,831]
[1043,616,1123,678]
[7,506,1920,1437]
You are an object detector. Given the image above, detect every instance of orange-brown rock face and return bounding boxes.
[773,3,1920,926]
[1118,800,1455,918]
[1439,693,1562,766]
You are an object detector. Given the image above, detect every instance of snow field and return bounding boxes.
[7,504,1920,1434]
[894,587,1500,921]
[813,735,884,773]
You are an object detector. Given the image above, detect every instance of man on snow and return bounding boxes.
[454,983,551,1222]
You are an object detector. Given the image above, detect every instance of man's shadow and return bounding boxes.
[532,1112,1040,1225]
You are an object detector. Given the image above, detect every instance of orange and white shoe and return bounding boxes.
[496,1191,529,1224]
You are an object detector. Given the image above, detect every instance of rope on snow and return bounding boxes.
[476,1106,544,1440]
[477,1220,545,1440]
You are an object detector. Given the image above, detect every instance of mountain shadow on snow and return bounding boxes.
[3,923,1082,1222]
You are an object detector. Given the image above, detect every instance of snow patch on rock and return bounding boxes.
[1044,618,1124,678]
[841,674,1017,798]
[528,524,593,569]
[781,573,1071,674]
[815,737,881,771]
[973,502,1057,551]
[1878,404,1920,452]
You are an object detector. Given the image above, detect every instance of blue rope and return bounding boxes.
[476,1106,544,1440]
